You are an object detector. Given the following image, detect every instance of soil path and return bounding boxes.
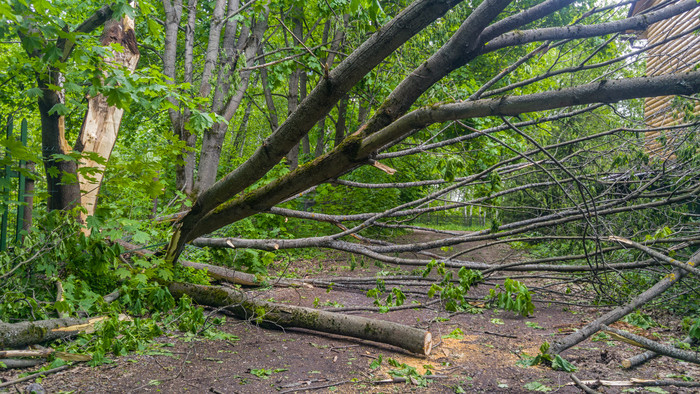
[3,231,698,393]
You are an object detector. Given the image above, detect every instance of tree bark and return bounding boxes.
[75,15,140,223]
[603,325,700,365]
[37,76,81,212]
[335,96,348,147]
[551,250,700,355]
[22,161,34,232]
[622,336,698,369]
[194,12,267,193]
[314,118,326,158]
[0,316,110,348]
[168,282,433,355]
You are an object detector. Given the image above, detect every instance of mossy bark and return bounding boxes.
[0,317,104,348]
[168,282,433,355]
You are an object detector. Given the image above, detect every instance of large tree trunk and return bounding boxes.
[168,282,433,355]
[75,15,140,223]
[314,118,326,157]
[335,96,348,147]
[284,8,303,170]
[37,77,81,212]
[194,13,267,193]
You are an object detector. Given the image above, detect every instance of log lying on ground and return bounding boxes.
[602,325,700,365]
[565,378,700,389]
[551,267,687,354]
[0,315,129,349]
[168,282,433,355]
[622,336,698,369]
[551,248,700,355]
[0,316,109,348]
[0,359,43,369]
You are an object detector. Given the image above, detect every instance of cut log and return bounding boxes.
[622,336,698,369]
[1,317,100,348]
[168,282,433,355]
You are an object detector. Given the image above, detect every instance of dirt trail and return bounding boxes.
[3,231,699,393]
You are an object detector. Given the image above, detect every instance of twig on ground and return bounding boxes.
[0,365,71,389]
[570,374,602,394]
[483,330,517,339]
[279,379,351,393]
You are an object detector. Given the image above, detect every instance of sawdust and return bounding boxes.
[378,335,519,377]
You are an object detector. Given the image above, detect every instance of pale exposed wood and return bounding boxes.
[635,0,700,156]
[76,12,140,225]
[0,349,53,358]
[0,315,126,348]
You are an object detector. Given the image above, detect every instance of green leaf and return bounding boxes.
[132,231,150,244]
[644,388,668,394]
[26,87,43,98]
[524,381,552,392]
[370,354,383,369]
[551,355,576,372]
[442,328,464,340]
[49,103,69,116]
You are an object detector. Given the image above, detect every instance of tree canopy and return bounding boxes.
[0,0,699,381]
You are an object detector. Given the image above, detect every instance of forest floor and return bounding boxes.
[4,230,699,393]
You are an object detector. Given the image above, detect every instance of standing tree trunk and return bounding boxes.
[314,118,326,157]
[335,96,348,147]
[284,8,303,170]
[194,12,267,193]
[20,5,118,214]
[75,15,140,224]
[37,76,81,212]
[300,70,310,156]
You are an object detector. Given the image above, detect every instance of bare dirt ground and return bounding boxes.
[2,230,699,393]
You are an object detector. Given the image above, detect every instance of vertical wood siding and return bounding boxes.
[634,1,700,156]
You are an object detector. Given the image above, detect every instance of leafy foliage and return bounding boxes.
[486,278,535,317]
[425,262,483,312]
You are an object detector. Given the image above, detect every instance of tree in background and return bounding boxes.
[0,0,698,362]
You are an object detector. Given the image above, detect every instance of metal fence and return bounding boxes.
[1,116,32,251]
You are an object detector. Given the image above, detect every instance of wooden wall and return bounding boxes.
[632,1,700,156]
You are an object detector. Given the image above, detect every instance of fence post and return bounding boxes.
[1,115,12,251]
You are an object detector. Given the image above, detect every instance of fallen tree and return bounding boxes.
[168,282,433,355]
[1,0,700,380]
